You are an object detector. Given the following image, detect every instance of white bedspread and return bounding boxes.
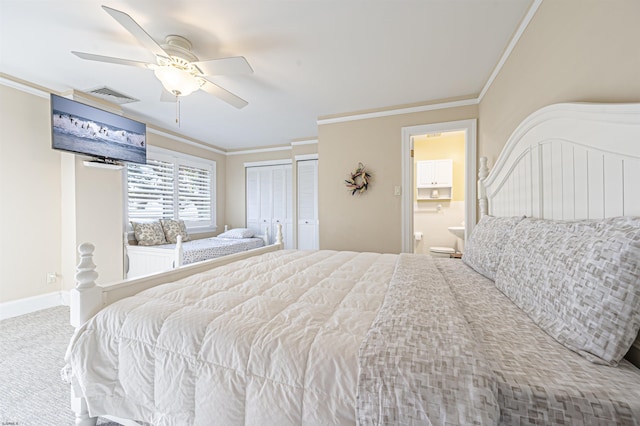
[65,250,397,425]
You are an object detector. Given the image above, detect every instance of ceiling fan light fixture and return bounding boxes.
[154,66,201,97]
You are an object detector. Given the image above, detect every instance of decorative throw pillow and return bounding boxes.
[217,228,255,239]
[495,216,640,366]
[160,219,189,244]
[131,221,167,246]
[462,215,525,280]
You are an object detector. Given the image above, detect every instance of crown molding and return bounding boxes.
[0,75,50,98]
[147,127,226,155]
[226,145,292,156]
[291,139,318,146]
[317,98,479,126]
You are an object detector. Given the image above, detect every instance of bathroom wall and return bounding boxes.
[413,131,465,254]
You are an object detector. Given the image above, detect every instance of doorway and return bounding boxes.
[400,119,477,253]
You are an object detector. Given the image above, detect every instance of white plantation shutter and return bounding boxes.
[178,164,212,225]
[127,159,175,220]
[126,147,216,230]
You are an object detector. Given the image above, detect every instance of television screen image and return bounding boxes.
[51,94,146,164]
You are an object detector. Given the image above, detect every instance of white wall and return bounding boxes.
[413,201,465,254]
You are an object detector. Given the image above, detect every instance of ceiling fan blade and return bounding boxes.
[72,51,155,69]
[101,5,169,60]
[192,56,253,76]
[201,79,248,109]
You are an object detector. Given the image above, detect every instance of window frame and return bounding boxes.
[125,146,217,235]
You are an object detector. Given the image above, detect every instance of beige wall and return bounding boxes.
[318,105,477,253]
[0,85,63,303]
[0,82,230,303]
[479,0,640,164]
[5,0,640,301]
[224,142,318,244]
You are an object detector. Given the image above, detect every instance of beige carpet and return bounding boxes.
[0,306,119,426]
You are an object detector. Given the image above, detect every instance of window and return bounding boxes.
[126,147,216,231]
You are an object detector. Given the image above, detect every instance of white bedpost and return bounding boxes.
[478,156,489,218]
[70,391,97,426]
[264,225,270,245]
[175,235,184,267]
[123,231,130,276]
[70,243,102,328]
[70,243,100,426]
[275,223,283,246]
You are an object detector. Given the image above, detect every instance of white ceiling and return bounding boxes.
[0,0,533,151]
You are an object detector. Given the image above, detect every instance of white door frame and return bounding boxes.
[400,119,477,253]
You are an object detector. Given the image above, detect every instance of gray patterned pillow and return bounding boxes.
[160,219,189,244]
[462,215,525,280]
[131,221,167,246]
[495,216,640,366]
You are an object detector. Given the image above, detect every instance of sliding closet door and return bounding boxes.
[297,159,319,249]
[245,164,293,248]
[272,164,293,248]
[246,167,261,235]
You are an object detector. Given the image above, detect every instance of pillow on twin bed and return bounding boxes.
[494,216,640,366]
[462,215,525,280]
[217,228,255,239]
[130,221,167,246]
[160,219,189,244]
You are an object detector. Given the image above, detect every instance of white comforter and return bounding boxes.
[65,250,397,425]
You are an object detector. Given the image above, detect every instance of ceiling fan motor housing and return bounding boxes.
[161,35,199,64]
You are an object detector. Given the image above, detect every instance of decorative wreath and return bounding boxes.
[345,162,372,195]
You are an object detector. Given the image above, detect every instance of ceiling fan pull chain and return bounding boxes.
[176,94,181,127]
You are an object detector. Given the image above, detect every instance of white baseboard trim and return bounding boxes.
[0,291,70,321]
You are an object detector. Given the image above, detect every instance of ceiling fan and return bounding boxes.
[72,5,252,109]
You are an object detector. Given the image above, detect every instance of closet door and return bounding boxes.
[245,164,293,248]
[258,167,274,239]
[297,159,319,250]
[245,167,261,236]
[272,164,293,248]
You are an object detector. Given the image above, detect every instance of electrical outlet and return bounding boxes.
[47,272,57,284]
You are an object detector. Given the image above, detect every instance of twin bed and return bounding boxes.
[64,102,640,425]
[125,226,268,278]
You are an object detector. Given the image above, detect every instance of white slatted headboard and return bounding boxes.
[478,101,640,366]
[479,102,640,219]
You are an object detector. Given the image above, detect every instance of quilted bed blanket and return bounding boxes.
[357,254,499,424]
[64,250,499,425]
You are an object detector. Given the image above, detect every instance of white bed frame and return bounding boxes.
[478,102,640,219]
[68,102,640,425]
[69,225,283,426]
[124,226,270,279]
[477,101,640,368]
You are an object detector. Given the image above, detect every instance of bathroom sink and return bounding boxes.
[447,226,465,239]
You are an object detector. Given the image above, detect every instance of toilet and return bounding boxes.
[429,246,456,258]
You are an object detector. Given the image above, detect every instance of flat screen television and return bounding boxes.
[51,94,146,164]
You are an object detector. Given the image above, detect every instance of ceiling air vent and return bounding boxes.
[86,86,139,105]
